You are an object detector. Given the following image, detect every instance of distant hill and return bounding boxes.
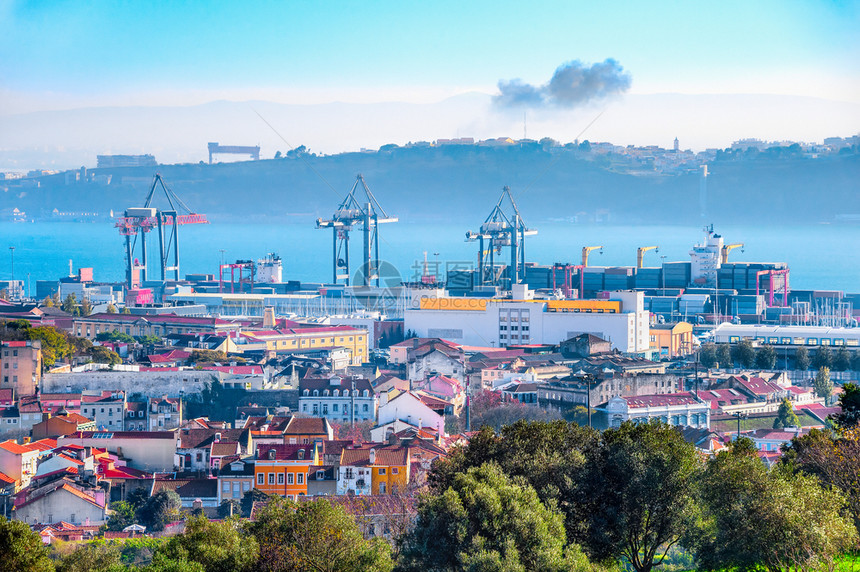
[3,145,858,225]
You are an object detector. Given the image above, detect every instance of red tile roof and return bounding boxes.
[622,392,702,408]
[0,439,36,455]
[256,444,315,461]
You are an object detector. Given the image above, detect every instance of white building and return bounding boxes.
[601,392,710,430]
[298,376,377,423]
[377,391,445,437]
[404,289,649,354]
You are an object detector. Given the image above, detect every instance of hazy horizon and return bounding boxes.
[1,1,858,170]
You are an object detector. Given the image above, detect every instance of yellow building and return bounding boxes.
[244,326,368,365]
[338,445,410,495]
[650,322,695,359]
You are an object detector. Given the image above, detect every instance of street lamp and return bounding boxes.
[731,411,748,441]
[660,255,666,291]
[576,369,595,428]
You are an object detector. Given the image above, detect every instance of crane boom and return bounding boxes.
[582,246,603,267]
[721,243,744,264]
[636,246,659,269]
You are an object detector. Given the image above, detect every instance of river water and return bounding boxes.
[1,221,858,293]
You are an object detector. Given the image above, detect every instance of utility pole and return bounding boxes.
[8,246,14,299]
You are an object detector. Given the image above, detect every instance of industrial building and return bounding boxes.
[404,285,649,355]
[712,323,860,348]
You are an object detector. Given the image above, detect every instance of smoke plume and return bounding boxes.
[494,58,631,108]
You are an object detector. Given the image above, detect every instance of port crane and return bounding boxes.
[581,246,603,267]
[316,174,397,287]
[721,243,744,263]
[636,246,659,268]
[466,186,537,289]
[115,174,208,288]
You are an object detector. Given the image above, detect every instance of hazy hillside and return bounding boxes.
[3,145,858,226]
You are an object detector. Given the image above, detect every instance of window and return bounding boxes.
[298,473,304,484]
[223,481,231,492]
[322,404,328,415]
[378,468,386,475]
[392,467,399,474]
[287,473,294,485]
[243,482,250,492]
[379,483,386,494]
[257,473,264,485]
[345,468,354,479]
[363,404,369,412]
[268,473,275,485]
[333,404,339,412]
[277,473,284,484]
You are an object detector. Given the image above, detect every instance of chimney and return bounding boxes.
[263,306,275,328]
[369,448,376,464]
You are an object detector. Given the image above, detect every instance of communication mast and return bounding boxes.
[466,186,537,289]
[315,174,397,287]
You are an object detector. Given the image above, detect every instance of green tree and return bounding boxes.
[429,421,597,544]
[240,489,269,518]
[795,346,810,371]
[754,344,776,369]
[694,438,857,571]
[731,339,755,369]
[0,516,55,572]
[401,463,586,572]
[127,487,151,510]
[62,293,78,315]
[574,421,701,572]
[781,428,860,532]
[716,344,733,369]
[56,542,124,572]
[137,334,162,346]
[190,349,244,364]
[96,331,135,344]
[246,496,392,572]
[773,398,800,429]
[79,297,93,317]
[833,346,851,372]
[42,296,55,308]
[106,304,117,314]
[698,343,717,369]
[831,383,860,429]
[90,345,121,365]
[852,351,860,372]
[103,500,137,531]
[141,553,204,572]
[27,325,72,368]
[122,307,131,314]
[137,490,181,532]
[814,345,833,369]
[814,367,833,403]
[156,515,258,572]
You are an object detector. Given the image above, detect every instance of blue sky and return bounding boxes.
[1,0,858,106]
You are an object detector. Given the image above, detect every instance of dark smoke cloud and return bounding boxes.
[494,58,631,108]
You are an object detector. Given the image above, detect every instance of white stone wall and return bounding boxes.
[43,370,219,398]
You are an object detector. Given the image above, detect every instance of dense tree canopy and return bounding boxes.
[0,516,55,572]
[575,421,701,572]
[694,438,857,571]
[400,463,589,572]
[246,496,393,572]
[157,516,258,572]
